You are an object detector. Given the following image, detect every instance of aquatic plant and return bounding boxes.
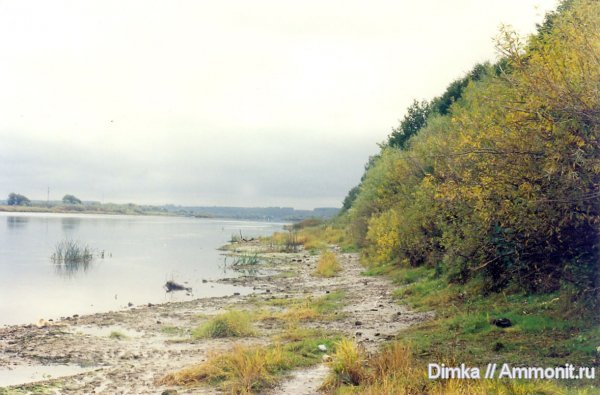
[51,240,93,265]
[231,253,260,266]
[51,240,95,276]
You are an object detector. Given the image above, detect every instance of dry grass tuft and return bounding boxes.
[158,344,289,394]
[314,251,342,277]
[279,301,320,323]
[192,310,255,339]
[322,338,367,389]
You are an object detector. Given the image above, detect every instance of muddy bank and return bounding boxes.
[0,243,432,394]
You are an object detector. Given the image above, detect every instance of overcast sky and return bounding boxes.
[0,0,558,209]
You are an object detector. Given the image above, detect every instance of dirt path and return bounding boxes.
[0,246,432,394]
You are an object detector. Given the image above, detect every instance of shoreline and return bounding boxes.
[0,242,429,394]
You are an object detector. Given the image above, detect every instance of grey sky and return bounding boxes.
[0,0,557,209]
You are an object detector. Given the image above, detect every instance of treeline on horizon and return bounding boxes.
[340,0,598,301]
[1,194,339,221]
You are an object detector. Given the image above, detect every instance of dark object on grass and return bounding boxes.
[165,281,192,293]
[493,342,504,351]
[492,318,512,328]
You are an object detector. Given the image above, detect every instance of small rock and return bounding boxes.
[355,332,362,336]
[355,321,362,326]
[374,333,380,337]
[370,309,378,312]
[325,290,330,294]
[378,304,384,308]
[318,344,327,352]
[156,320,162,324]
[493,342,504,352]
[492,318,512,328]
[161,390,178,395]
[127,302,134,307]
[233,292,240,296]
[202,279,208,283]
[266,289,271,293]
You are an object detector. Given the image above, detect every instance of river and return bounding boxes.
[0,212,284,325]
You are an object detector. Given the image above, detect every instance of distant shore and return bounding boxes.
[0,203,339,222]
[0,204,175,217]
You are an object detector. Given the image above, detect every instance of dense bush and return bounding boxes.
[347,0,599,297]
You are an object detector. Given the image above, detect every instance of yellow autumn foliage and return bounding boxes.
[349,0,599,293]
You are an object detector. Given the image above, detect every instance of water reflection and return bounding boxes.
[6,216,29,229]
[61,217,81,231]
[54,259,93,278]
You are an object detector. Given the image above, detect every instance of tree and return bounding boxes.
[387,100,431,149]
[7,193,31,206]
[341,185,360,212]
[62,194,82,205]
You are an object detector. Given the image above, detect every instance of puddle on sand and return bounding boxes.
[0,364,96,387]
[69,325,144,338]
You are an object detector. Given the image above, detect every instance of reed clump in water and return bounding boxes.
[51,240,93,266]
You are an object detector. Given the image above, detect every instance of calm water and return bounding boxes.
[0,212,284,325]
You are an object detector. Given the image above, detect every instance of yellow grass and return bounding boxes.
[314,251,342,277]
[159,344,288,394]
[321,338,367,389]
[279,304,319,322]
[323,340,571,395]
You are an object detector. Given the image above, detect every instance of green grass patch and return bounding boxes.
[0,383,62,395]
[313,290,345,314]
[273,270,297,279]
[265,290,345,314]
[192,310,255,339]
[262,290,347,324]
[109,331,127,340]
[392,274,600,381]
[160,325,187,336]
